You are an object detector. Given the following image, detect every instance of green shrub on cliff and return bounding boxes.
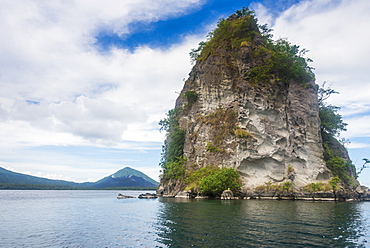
[199,167,241,196]
[249,38,314,84]
[318,83,357,187]
[161,156,186,181]
[189,7,314,85]
[185,166,241,196]
[319,105,347,136]
[328,176,341,191]
[234,127,252,138]
[184,90,198,105]
[185,165,219,193]
[159,109,186,181]
[304,182,331,193]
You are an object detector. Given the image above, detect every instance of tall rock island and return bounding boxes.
[158,9,359,199]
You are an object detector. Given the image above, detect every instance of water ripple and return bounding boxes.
[0,191,369,247]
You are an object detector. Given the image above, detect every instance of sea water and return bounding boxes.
[0,190,369,247]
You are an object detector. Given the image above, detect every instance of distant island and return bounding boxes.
[0,166,158,190]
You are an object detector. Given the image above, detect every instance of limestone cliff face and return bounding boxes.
[176,57,331,191]
[159,13,333,194]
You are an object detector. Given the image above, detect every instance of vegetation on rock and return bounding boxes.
[184,166,242,196]
[318,83,348,136]
[249,38,314,84]
[357,158,370,176]
[255,181,294,194]
[317,82,357,187]
[190,7,314,85]
[185,165,220,193]
[198,167,242,196]
[199,108,237,148]
[304,182,332,193]
[159,108,186,182]
[184,90,198,105]
[234,127,253,139]
[328,176,341,191]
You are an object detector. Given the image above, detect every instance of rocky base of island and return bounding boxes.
[157,186,370,201]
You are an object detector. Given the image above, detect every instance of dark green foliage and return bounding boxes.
[258,23,273,41]
[322,133,356,185]
[282,181,293,192]
[317,83,355,186]
[163,126,186,162]
[185,165,220,192]
[318,82,347,136]
[189,41,206,64]
[189,7,313,85]
[326,157,350,180]
[159,108,186,164]
[323,140,356,185]
[159,108,180,133]
[249,39,314,84]
[234,7,255,18]
[159,108,186,181]
[184,91,198,105]
[192,8,260,63]
[304,182,331,193]
[199,167,241,196]
[319,105,347,136]
[161,156,187,181]
[328,177,341,191]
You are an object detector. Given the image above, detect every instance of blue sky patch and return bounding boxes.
[94,0,302,52]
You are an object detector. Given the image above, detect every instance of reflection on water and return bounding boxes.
[0,191,369,247]
[156,198,370,247]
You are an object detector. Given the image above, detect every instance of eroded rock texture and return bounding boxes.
[176,60,331,191]
[159,13,333,194]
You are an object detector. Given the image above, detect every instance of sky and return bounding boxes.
[1,0,369,186]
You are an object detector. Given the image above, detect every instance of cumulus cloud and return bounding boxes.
[344,115,370,139]
[0,0,203,149]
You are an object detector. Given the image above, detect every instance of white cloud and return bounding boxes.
[348,142,370,149]
[250,2,273,25]
[269,0,370,106]
[0,0,203,149]
[344,115,370,139]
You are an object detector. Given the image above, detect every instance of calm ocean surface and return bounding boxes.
[0,190,369,247]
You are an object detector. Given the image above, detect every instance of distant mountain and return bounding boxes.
[0,166,81,187]
[91,167,159,188]
[0,166,158,189]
